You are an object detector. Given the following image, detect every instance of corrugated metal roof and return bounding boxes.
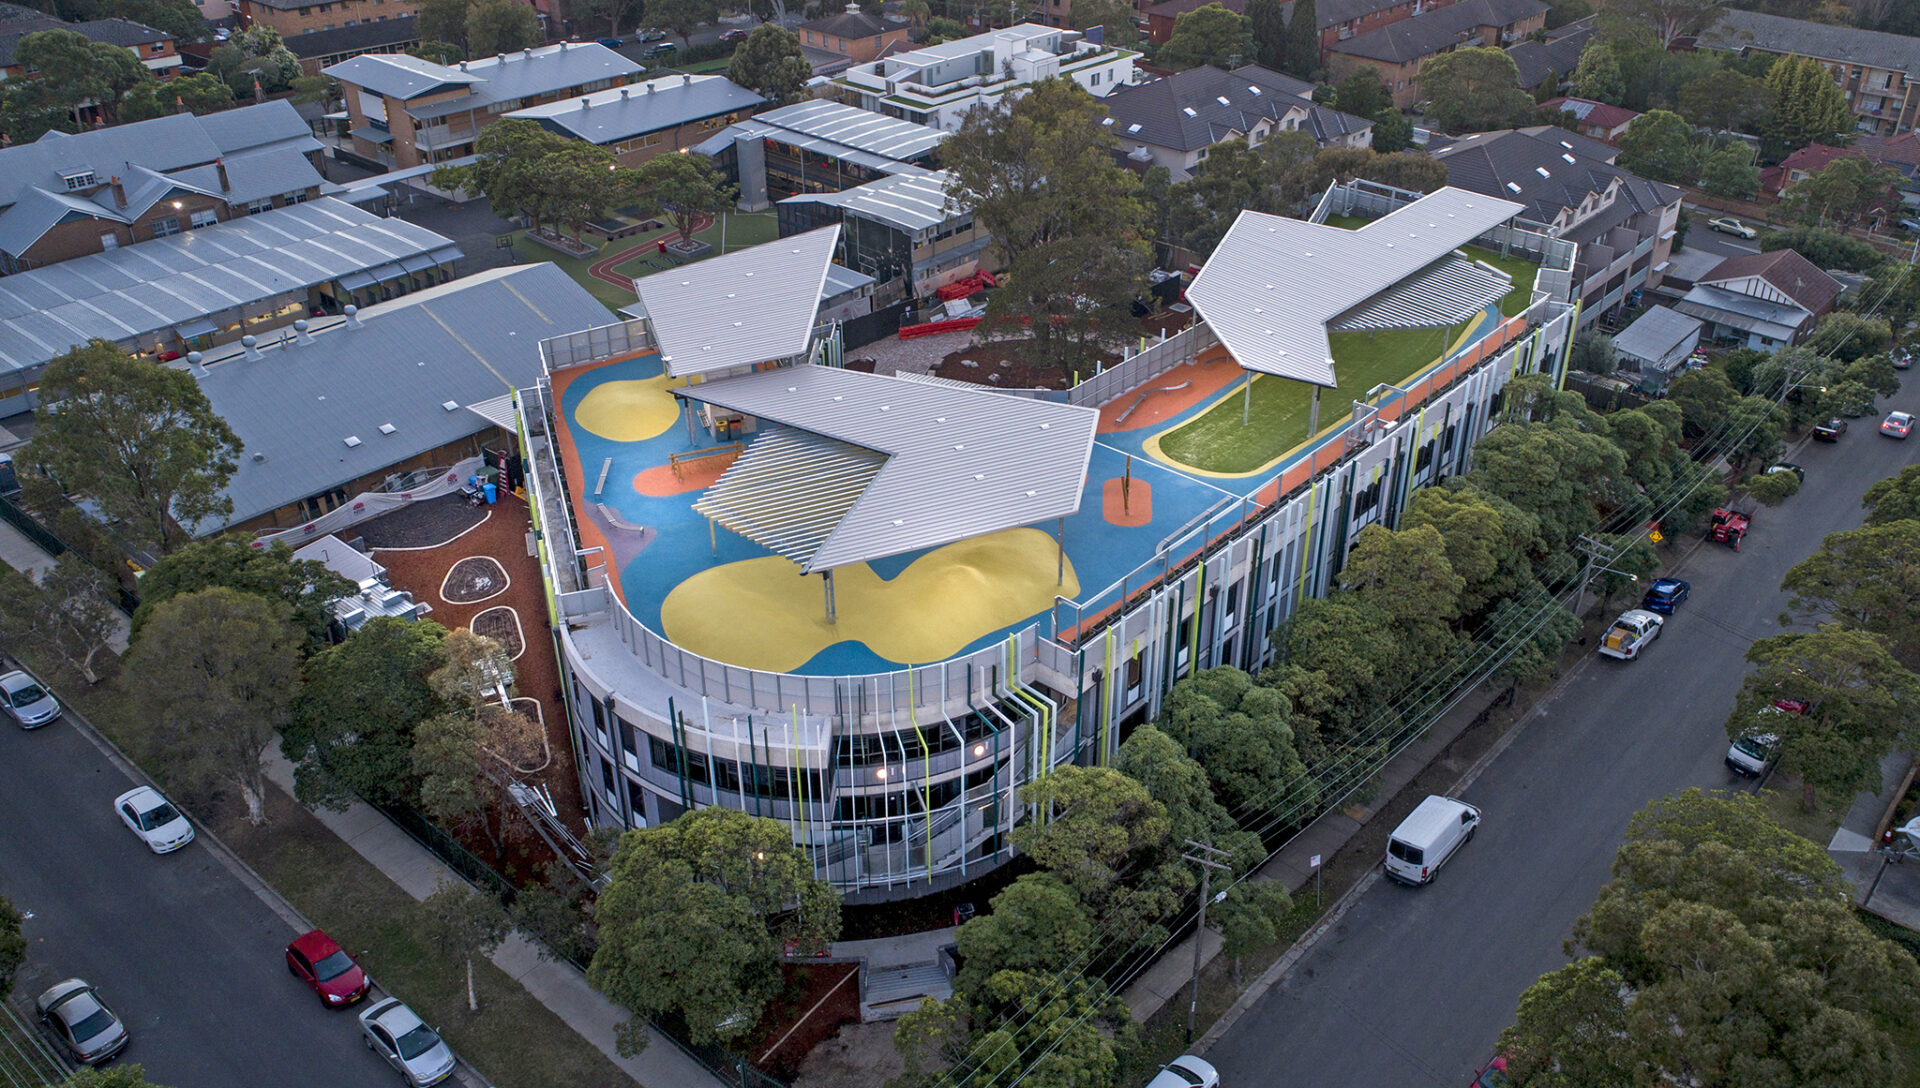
[1673,286,1807,340]
[508,74,764,145]
[401,43,643,118]
[694,427,887,567]
[0,197,461,378]
[1327,255,1511,332]
[1610,305,1701,368]
[778,169,960,233]
[743,100,947,160]
[636,225,839,378]
[676,364,1098,573]
[1185,186,1524,387]
[322,52,484,100]
[185,262,612,534]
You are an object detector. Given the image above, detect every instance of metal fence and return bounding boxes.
[1066,322,1218,408]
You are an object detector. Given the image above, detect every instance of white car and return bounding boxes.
[1147,1055,1220,1088]
[0,670,60,728]
[114,786,195,854]
[1708,216,1758,239]
[361,998,457,1087]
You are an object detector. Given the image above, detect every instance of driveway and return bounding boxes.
[1205,407,1920,1086]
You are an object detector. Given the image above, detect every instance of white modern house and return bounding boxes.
[834,23,1136,130]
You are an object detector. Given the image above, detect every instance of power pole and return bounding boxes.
[1183,838,1232,1044]
[1570,534,1608,623]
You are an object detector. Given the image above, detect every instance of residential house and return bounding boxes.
[184,261,612,537]
[1505,15,1590,96]
[508,73,765,168]
[1147,0,1463,57]
[797,8,910,65]
[1672,248,1843,351]
[1326,0,1549,110]
[327,42,643,168]
[1857,131,1920,209]
[237,0,421,41]
[777,168,990,304]
[1608,304,1702,393]
[834,23,1136,131]
[0,5,180,80]
[1433,126,1682,324]
[0,101,326,274]
[1758,142,1862,198]
[694,100,947,209]
[1099,63,1372,181]
[1539,97,1639,143]
[284,15,420,76]
[1698,10,1920,137]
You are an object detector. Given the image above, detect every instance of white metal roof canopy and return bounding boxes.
[637,225,841,379]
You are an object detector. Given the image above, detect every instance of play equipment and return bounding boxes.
[669,441,743,481]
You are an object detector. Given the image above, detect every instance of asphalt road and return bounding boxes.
[1207,403,1920,1087]
[0,714,397,1087]
[1681,223,1761,261]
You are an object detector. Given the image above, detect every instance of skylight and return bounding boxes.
[1506,182,1522,193]
[1217,96,1230,105]
[1182,107,1197,116]
[1535,167,1551,178]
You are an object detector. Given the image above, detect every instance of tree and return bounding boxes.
[1677,67,1772,133]
[0,557,123,686]
[573,0,645,38]
[64,1069,179,1088]
[1544,0,1591,28]
[899,0,930,28]
[727,24,811,105]
[896,970,1137,1088]
[1783,520,1920,669]
[589,808,841,1048]
[1744,465,1800,506]
[1664,364,1737,440]
[1764,53,1856,156]
[1760,224,1885,272]
[1616,109,1701,184]
[207,25,302,97]
[1570,43,1624,104]
[1802,310,1892,362]
[1283,0,1318,81]
[1413,47,1532,134]
[1245,0,1288,71]
[415,0,470,53]
[1401,484,1545,619]
[1118,725,1260,866]
[1332,65,1388,118]
[412,712,488,837]
[433,119,567,227]
[11,29,150,125]
[633,152,737,245]
[924,15,967,43]
[1208,882,1291,984]
[419,877,511,1012]
[26,347,239,555]
[1069,0,1132,32]
[1729,626,1920,810]
[1780,154,1904,231]
[1569,329,1615,375]
[1339,522,1465,629]
[1726,392,1786,467]
[1161,668,1314,819]
[1168,138,1279,257]
[0,894,23,1000]
[541,142,640,243]
[1369,105,1414,153]
[286,618,449,810]
[1160,3,1253,71]
[130,537,354,650]
[1462,413,1630,553]
[1499,958,1644,1088]
[466,0,540,56]
[1597,0,1727,51]
[119,70,236,121]
[123,588,302,823]
[1699,142,1759,199]
[1012,766,1171,911]
[1863,464,1920,526]
[952,874,1094,996]
[648,0,717,43]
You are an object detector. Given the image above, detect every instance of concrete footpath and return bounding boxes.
[1831,750,1920,931]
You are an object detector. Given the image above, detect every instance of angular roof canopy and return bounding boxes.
[637,226,839,378]
[678,365,1099,574]
[779,169,960,234]
[1186,186,1524,387]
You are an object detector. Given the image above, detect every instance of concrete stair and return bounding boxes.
[861,961,951,1021]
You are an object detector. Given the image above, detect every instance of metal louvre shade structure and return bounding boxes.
[1185,186,1525,388]
[693,427,887,567]
[1327,254,1512,333]
[638,225,840,379]
[676,365,1100,574]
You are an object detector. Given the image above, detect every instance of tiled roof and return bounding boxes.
[1505,15,1591,89]
[1330,0,1547,64]
[1700,248,1843,316]
[1431,128,1680,223]
[1700,9,1920,76]
[1540,96,1639,132]
[798,11,896,38]
[0,15,168,67]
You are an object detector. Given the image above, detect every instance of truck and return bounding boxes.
[1708,508,1751,550]
[1598,609,1664,661]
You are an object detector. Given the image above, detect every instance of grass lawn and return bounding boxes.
[1754,777,1853,847]
[32,668,632,1088]
[512,211,780,313]
[1155,245,1538,474]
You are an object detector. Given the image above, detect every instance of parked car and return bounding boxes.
[360,998,456,1087]
[643,40,678,56]
[719,26,750,40]
[1894,348,1913,370]
[1765,462,1805,484]
[1726,699,1805,776]
[286,930,371,1008]
[1640,577,1690,615]
[1598,609,1664,661]
[36,980,128,1066]
[1384,795,1481,885]
[0,669,60,728]
[596,35,623,47]
[1812,417,1848,441]
[1708,507,1751,550]
[1473,1056,1513,1088]
[1884,410,1914,439]
[638,26,666,40]
[1708,217,1758,239]
[1146,1054,1220,1088]
[114,786,194,854]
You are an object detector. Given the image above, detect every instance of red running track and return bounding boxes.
[586,211,717,288]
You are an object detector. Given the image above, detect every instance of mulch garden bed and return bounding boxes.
[354,494,487,550]
[929,341,1104,390]
[442,556,510,604]
[471,605,525,659]
[746,962,862,1081]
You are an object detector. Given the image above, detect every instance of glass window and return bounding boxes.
[190,209,219,229]
[151,216,180,237]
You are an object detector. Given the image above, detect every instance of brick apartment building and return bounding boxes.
[0,2,180,80]
[237,0,418,40]
[1325,0,1547,110]
[1700,10,1920,138]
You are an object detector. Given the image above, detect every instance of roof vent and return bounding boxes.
[253,452,265,462]
[443,400,459,411]
[647,82,655,93]
[682,73,692,85]
[379,423,397,435]
[343,304,361,328]
[581,96,591,109]
[459,60,468,70]
[242,334,261,360]
[293,318,312,344]
[344,435,362,447]
[523,47,533,57]
[622,86,631,98]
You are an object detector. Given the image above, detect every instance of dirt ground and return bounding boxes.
[929,340,1109,390]
[745,962,863,1081]
[792,1020,906,1088]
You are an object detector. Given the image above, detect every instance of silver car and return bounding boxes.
[360,998,456,1086]
[0,670,59,728]
[36,980,129,1065]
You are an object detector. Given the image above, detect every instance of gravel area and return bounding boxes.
[846,328,979,376]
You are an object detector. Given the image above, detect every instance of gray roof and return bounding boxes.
[1700,9,1920,76]
[1610,304,1701,367]
[798,10,896,38]
[283,15,419,59]
[619,259,875,319]
[508,73,763,145]
[778,168,961,234]
[677,364,1099,573]
[1673,285,1806,342]
[0,197,461,379]
[638,225,840,378]
[163,145,325,207]
[1506,16,1592,89]
[738,100,946,161]
[1432,128,1679,225]
[0,17,166,67]
[323,51,485,100]
[187,262,612,533]
[0,100,314,210]
[1330,0,1548,64]
[1186,186,1524,387]
[385,43,643,119]
[1101,64,1345,153]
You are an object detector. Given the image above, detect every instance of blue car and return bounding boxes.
[1641,577,1690,614]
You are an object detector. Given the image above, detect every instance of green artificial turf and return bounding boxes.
[1154,243,1537,475]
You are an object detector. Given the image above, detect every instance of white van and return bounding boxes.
[1384,795,1481,886]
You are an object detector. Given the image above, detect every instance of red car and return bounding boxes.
[720,27,750,40]
[1473,1055,1512,1088]
[286,930,370,1007]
